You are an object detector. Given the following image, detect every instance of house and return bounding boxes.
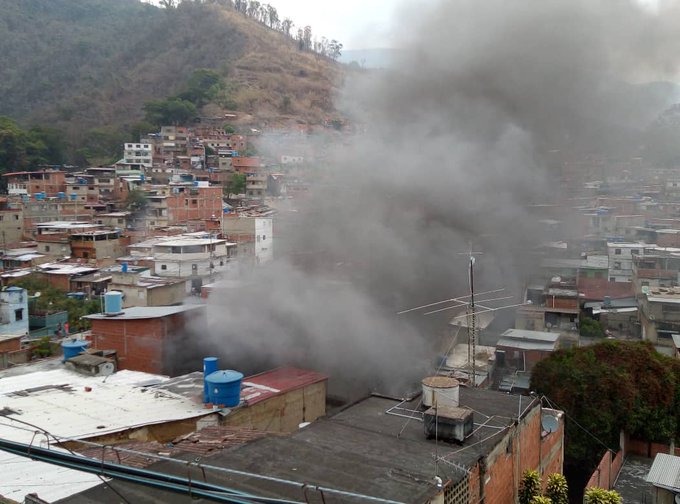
[639,287,680,346]
[633,250,680,296]
[86,304,206,374]
[0,203,24,246]
[646,453,680,504]
[2,170,66,197]
[607,241,647,282]
[152,236,237,289]
[121,142,153,168]
[0,287,29,341]
[58,387,565,504]
[496,328,559,371]
[34,263,100,291]
[107,266,187,307]
[69,229,126,261]
[222,215,273,264]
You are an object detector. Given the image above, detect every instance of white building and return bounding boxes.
[122,143,153,168]
[152,237,237,287]
[222,216,273,264]
[607,241,646,282]
[0,287,28,337]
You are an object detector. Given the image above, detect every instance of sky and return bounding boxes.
[266,0,402,49]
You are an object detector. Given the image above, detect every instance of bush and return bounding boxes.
[519,470,542,504]
[580,317,605,338]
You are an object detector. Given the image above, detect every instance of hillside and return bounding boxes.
[0,0,344,159]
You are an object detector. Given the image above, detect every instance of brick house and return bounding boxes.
[86,305,205,375]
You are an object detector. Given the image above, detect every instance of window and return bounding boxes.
[14,309,23,321]
[614,262,621,269]
[161,264,167,270]
[614,249,622,255]
[641,281,650,287]
[45,245,50,252]
[83,252,89,259]
[631,249,639,255]
[15,214,19,220]
[263,235,266,241]
[192,264,198,273]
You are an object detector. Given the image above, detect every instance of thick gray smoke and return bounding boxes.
[201,0,680,397]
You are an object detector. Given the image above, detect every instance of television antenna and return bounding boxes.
[397,244,526,386]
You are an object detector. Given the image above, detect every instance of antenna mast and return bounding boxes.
[467,253,478,386]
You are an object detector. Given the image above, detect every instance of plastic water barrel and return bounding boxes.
[70,193,78,201]
[57,192,65,199]
[203,357,219,403]
[205,370,243,407]
[62,340,89,362]
[104,291,123,314]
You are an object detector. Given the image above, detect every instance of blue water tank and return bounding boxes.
[35,192,45,201]
[21,195,29,202]
[140,174,145,182]
[205,370,243,407]
[121,262,128,273]
[193,181,199,186]
[203,357,219,403]
[104,291,123,314]
[70,193,78,201]
[57,192,65,199]
[62,340,89,362]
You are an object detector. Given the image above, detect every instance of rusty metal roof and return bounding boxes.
[76,426,269,468]
[241,367,328,406]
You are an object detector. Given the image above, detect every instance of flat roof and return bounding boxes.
[85,304,204,320]
[154,238,228,247]
[37,263,99,275]
[63,389,541,504]
[0,367,214,502]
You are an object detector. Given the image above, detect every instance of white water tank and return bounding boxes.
[421,376,460,408]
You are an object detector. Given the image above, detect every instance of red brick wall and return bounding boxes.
[545,297,578,310]
[91,318,166,374]
[166,187,223,224]
[0,337,22,353]
[484,434,516,504]
[540,420,565,478]
[519,405,542,473]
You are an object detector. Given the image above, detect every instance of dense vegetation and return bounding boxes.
[0,0,343,165]
[531,341,680,471]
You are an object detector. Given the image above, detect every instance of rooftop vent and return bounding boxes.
[423,406,474,443]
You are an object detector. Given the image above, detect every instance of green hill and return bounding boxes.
[0,0,344,163]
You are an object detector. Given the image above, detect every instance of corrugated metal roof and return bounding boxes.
[0,368,215,502]
[242,367,327,406]
[501,329,559,342]
[85,304,203,320]
[496,337,557,352]
[646,453,680,491]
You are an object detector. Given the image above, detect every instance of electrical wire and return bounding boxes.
[0,415,133,504]
[0,419,405,504]
[541,394,616,453]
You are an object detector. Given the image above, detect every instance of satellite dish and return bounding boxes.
[34,292,41,298]
[674,494,680,504]
[542,415,559,434]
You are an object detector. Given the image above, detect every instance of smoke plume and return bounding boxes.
[200,0,680,398]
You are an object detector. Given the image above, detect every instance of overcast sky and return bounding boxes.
[268,0,403,49]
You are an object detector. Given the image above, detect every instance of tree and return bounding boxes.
[580,317,605,338]
[329,39,343,60]
[125,189,149,212]
[178,68,223,107]
[544,474,568,504]
[303,25,313,51]
[266,4,278,29]
[583,488,622,504]
[281,18,293,37]
[532,340,680,472]
[225,172,246,196]
[519,470,542,504]
[531,497,552,504]
[223,123,237,134]
[143,98,197,126]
